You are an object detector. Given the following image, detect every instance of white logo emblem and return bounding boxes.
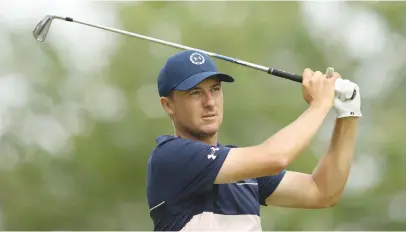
[189,52,205,65]
[207,147,219,160]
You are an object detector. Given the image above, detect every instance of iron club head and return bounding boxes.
[32,15,54,42]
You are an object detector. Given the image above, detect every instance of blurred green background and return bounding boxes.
[0,1,405,230]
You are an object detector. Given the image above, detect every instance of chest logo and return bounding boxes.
[207,147,219,160]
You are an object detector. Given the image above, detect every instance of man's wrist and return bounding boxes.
[336,116,360,123]
[336,111,362,118]
[309,101,332,113]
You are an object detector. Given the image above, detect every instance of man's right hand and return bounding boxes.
[302,68,338,109]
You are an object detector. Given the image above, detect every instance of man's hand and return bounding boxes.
[324,67,362,118]
[302,68,338,109]
[333,79,362,118]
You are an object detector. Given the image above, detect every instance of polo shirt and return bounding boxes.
[146,135,286,231]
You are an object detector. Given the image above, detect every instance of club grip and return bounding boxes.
[268,68,303,83]
[268,68,357,100]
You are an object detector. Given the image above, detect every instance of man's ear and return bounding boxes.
[160,96,174,116]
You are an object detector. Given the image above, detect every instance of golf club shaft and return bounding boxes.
[57,16,303,83]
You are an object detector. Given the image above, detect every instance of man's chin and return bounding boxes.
[199,126,219,137]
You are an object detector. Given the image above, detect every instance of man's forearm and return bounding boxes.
[311,117,359,200]
[263,104,330,166]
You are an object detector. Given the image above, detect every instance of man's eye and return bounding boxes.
[213,87,221,91]
[190,91,199,95]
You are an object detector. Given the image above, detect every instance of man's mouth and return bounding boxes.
[202,114,216,119]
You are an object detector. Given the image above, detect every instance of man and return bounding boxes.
[146,50,361,231]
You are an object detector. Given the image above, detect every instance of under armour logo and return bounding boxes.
[207,147,219,160]
[189,52,205,65]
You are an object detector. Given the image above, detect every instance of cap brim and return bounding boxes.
[174,71,234,91]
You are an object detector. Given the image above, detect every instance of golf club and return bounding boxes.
[32,15,356,100]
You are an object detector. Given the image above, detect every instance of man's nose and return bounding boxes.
[202,91,215,107]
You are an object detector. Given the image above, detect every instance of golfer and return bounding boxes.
[146,50,361,231]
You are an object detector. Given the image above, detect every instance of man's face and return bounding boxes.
[161,76,224,139]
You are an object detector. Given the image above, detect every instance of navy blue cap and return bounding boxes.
[157,50,235,97]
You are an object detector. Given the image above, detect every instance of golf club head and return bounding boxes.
[32,15,54,42]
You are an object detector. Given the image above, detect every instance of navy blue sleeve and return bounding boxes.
[257,170,287,206]
[150,139,230,204]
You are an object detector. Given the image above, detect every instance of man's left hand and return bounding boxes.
[333,78,362,118]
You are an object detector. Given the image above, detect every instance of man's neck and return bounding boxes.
[175,130,218,146]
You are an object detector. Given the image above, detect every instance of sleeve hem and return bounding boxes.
[259,170,287,206]
[206,147,231,186]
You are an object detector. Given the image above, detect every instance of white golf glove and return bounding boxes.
[333,78,362,118]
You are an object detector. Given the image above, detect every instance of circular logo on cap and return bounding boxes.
[189,52,205,65]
